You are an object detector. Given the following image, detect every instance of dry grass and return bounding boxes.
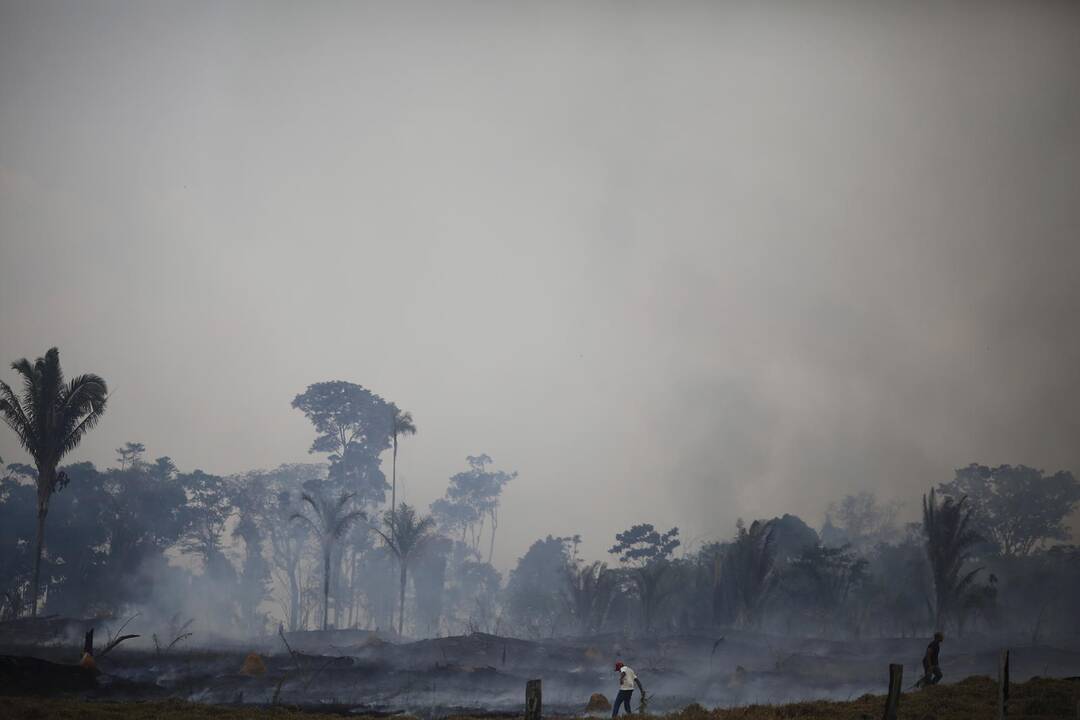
[671,676,1080,720]
[5,676,1080,720]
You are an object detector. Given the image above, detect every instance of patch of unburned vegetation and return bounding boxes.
[694,676,1080,720]
[8,676,1080,720]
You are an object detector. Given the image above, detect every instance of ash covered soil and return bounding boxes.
[7,677,1080,719]
[3,621,1080,716]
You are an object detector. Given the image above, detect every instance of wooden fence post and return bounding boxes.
[883,663,903,720]
[998,649,1009,719]
[526,678,542,720]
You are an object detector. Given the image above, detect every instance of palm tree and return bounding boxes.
[564,560,610,634]
[720,519,777,627]
[374,502,436,636]
[922,488,984,631]
[389,408,417,539]
[0,348,107,617]
[291,491,365,631]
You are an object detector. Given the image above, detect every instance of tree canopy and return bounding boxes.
[292,381,394,506]
[939,464,1080,557]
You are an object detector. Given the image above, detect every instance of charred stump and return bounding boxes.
[998,649,1010,719]
[525,678,542,720]
[882,663,902,720]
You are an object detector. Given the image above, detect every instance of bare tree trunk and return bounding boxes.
[390,434,398,632]
[348,549,358,629]
[884,664,903,720]
[288,557,300,632]
[474,515,485,554]
[398,560,407,637]
[30,506,46,617]
[387,558,395,631]
[488,509,497,564]
[322,548,331,631]
[391,435,398,538]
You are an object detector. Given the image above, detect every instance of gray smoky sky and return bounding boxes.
[2,1,1079,569]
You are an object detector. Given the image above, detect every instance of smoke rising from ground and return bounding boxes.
[1,0,1079,569]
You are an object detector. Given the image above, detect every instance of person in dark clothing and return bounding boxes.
[919,632,944,687]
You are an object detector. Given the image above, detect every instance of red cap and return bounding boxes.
[614,661,624,670]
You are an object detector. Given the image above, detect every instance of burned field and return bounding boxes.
[6,679,1080,720]
[5,620,1080,717]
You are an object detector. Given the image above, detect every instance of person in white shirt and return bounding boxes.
[612,661,642,716]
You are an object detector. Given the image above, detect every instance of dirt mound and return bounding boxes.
[585,692,612,712]
[239,653,265,676]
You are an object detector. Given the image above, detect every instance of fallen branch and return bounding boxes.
[271,672,289,705]
[278,624,302,673]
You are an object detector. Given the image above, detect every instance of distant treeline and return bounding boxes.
[2,456,1078,643]
[2,350,1079,642]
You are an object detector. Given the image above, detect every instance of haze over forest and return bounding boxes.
[2,0,1080,572]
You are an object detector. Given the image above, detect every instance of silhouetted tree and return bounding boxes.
[258,464,322,630]
[609,524,681,633]
[389,407,416,543]
[81,461,188,614]
[291,491,365,630]
[374,503,436,636]
[0,458,193,618]
[507,535,573,638]
[564,559,611,634]
[866,526,935,637]
[454,556,502,633]
[291,382,393,506]
[0,348,107,616]
[922,488,984,631]
[438,455,516,561]
[178,470,233,572]
[431,496,480,546]
[940,464,1080,557]
[720,519,777,627]
[765,514,820,562]
[782,543,868,634]
[230,473,272,636]
[0,465,38,617]
[412,536,452,636]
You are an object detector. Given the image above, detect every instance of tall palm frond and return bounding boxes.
[376,503,436,558]
[291,490,365,630]
[392,410,417,439]
[374,502,437,636]
[389,408,418,551]
[0,348,108,617]
[923,488,984,630]
[0,381,35,454]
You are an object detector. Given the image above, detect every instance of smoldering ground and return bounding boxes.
[6,626,1080,714]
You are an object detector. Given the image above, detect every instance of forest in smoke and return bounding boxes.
[2,348,1079,648]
